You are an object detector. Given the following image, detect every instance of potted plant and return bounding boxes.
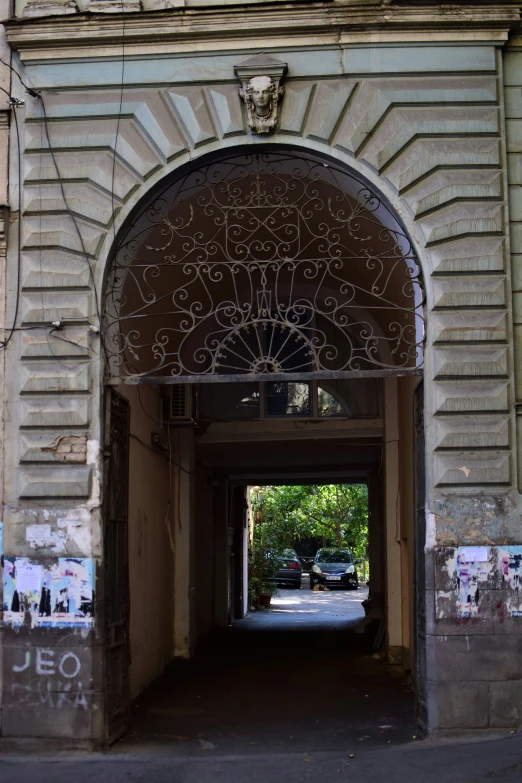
[248,536,281,609]
[258,579,279,608]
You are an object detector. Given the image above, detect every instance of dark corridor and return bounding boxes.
[115,581,415,757]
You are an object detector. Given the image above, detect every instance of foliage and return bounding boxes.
[251,484,368,561]
[248,521,284,605]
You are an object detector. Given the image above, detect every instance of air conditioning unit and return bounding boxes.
[163,385,193,423]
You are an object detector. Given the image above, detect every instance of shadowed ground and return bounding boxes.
[115,581,416,756]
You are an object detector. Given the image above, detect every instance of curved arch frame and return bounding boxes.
[101,143,427,385]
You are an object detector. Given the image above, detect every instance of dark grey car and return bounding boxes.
[310,548,358,590]
[275,549,302,588]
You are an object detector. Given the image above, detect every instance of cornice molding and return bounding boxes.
[6,3,522,58]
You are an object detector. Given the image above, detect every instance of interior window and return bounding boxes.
[317,379,380,417]
[266,382,311,416]
[200,382,260,419]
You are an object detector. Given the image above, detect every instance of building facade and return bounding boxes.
[1,0,522,746]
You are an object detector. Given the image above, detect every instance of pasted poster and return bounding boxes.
[437,546,491,619]
[498,546,522,617]
[2,557,94,628]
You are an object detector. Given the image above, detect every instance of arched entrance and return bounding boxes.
[102,147,426,743]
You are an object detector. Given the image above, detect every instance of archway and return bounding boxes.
[101,146,426,744]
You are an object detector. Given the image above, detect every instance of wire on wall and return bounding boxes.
[111,2,127,243]
[0,85,22,349]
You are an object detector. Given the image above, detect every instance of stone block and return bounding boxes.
[306,80,358,145]
[432,381,508,415]
[431,310,507,345]
[3,640,102,692]
[427,589,495,636]
[432,416,509,451]
[165,87,218,148]
[432,345,508,379]
[507,152,522,185]
[20,432,88,464]
[426,680,489,730]
[433,451,510,487]
[19,465,92,499]
[386,138,500,195]
[2,689,103,740]
[21,249,93,290]
[20,362,90,394]
[420,201,503,247]
[279,82,315,136]
[23,214,104,257]
[410,170,501,218]
[429,235,504,275]
[432,276,506,310]
[21,328,90,360]
[20,291,92,326]
[426,634,522,682]
[19,396,91,428]
[362,105,498,171]
[206,85,245,138]
[489,681,522,728]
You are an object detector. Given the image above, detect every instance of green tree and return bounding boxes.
[251,484,368,560]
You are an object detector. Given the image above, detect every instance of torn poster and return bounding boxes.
[498,546,522,617]
[437,547,492,619]
[2,557,94,628]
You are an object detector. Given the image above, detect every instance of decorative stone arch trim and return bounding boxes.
[10,69,511,510]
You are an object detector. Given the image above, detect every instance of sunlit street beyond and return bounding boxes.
[241,578,368,630]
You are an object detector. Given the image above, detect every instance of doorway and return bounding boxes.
[101,146,425,744]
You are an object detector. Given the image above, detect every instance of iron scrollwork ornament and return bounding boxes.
[235,55,287,134]
[105,150,425,382]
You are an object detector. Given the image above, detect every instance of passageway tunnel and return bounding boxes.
[104,374,421,750]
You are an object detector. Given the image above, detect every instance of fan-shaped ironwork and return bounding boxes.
[104,150,425,382]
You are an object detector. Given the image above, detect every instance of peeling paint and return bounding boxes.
[426,511,437,548]
[438,546,491,618]
[26,524,67,553]
[498,546,522,617]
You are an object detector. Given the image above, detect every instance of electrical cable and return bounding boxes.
[0,58,37,93]
[111,1,127,243]
[136,383,158,426]
[0,57,109,355]
[0,86,22,349]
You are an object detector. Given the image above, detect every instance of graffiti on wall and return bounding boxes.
[2,557,94,628]
[9,647,91,710]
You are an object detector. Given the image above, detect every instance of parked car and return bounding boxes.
[310,548,358,590]
[275,549,302,588]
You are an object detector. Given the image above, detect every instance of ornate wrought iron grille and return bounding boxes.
[104,150,425,383]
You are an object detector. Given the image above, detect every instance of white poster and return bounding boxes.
[16,564,42,593]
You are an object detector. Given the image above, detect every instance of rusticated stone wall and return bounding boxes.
[1,1,522,740]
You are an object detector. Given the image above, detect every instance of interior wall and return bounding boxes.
[397,376,418,671]
[195,465,215,643]
[118,384,174,698]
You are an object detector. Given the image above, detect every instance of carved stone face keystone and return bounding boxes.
[249,76,275,117]
[235,57,287,135]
